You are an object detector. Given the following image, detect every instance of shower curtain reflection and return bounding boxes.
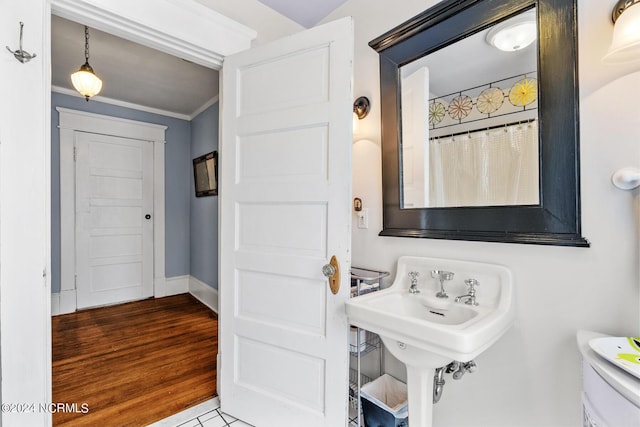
[429,121,539,207]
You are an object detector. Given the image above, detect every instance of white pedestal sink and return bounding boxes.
[346,256,515,427]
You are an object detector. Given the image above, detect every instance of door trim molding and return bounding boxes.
[58,107,167,312]
[50,0,256,69]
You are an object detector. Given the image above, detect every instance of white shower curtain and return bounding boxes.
[429,121,539,207]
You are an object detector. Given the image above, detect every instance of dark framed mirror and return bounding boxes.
[372,0,589,246]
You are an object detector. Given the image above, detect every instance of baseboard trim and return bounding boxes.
[189,276,218,313]
[51,275,215,315]
[51,289,77,316]
[161,275,189,296]
[51,293,59,315]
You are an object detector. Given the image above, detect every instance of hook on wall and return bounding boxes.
[6,22,37,64]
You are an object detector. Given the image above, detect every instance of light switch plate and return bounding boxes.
[357,208,368,229]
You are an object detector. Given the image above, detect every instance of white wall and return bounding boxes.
[325,0,640,425]
[0,0,51,425]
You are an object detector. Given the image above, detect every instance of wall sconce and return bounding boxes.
[604,0,640,63]
[353,96,370,137]
[71,26,103,101]
[607,1,640,190]
[353,96,370,120]
[486,11,537,52]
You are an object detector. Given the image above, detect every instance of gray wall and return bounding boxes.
[51,92,192,293]
[190,103,219,289]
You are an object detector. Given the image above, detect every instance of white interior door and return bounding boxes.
[401,67,430,208]
[219,18,353,427]
[75,131,154,309]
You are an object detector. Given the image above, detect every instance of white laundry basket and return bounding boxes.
[360,374,408,427]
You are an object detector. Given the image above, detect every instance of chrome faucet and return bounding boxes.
[408,271,420,294]
[431,270,454,298]
[455,278,480,306]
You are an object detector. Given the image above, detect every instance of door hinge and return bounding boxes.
[73,146,77,162]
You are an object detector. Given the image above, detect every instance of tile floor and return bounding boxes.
[148,398,253,427]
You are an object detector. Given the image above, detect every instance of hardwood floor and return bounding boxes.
[52,294,218,426]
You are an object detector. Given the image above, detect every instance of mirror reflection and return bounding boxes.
[400,8,540,209]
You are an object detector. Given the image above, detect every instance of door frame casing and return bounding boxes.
[50,0,255,314]
[0,0,255,424]
[58,108,167,313]
[50,0,256,69]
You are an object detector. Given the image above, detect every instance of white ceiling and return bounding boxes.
[51,15,219,119]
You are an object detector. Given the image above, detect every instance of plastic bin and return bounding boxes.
[360,374,408,427]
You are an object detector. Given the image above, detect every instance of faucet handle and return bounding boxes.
[464,278,479,291]
[408,271,420,294]
[431,270,454,281]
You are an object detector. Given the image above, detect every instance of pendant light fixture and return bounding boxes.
[71,25,102,101]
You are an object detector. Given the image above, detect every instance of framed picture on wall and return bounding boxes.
[193,151,218,197]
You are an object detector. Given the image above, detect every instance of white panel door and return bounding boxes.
[75,132,154,309]
[401,67,430,208]
[220,18,353,427]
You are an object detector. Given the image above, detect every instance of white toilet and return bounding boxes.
[577,330,640,426]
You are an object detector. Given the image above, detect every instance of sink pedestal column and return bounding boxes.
[406,365,436,427]
[380,337,452,427]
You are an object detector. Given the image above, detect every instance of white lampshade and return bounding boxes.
[487,21,537,52]
[71,64,103,100]
[604,2,640,63]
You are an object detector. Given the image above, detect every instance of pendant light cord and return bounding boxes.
[84,26,90,65]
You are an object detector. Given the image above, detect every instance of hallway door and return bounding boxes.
[219,17,354,427]
[75,131,154,309]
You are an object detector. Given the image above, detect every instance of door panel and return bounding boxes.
[235,337,326,411]
[220,18,353,427]
[237,45,330,115]
[237,202,328,255]
[75,132,154,309]
[237,126,328,182]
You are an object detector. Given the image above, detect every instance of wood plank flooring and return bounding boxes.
[52,294,218,426]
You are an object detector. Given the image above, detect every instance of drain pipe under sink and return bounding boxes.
[433,367,446,403]
[433,360,478,403]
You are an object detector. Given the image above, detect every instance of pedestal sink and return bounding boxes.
[345,256,514,426]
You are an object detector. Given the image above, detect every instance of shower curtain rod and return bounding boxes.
[430,118,537,141]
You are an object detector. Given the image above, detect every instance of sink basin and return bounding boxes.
[346,255,514,363]
[362,293,478,326]
[345,256,515,426]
